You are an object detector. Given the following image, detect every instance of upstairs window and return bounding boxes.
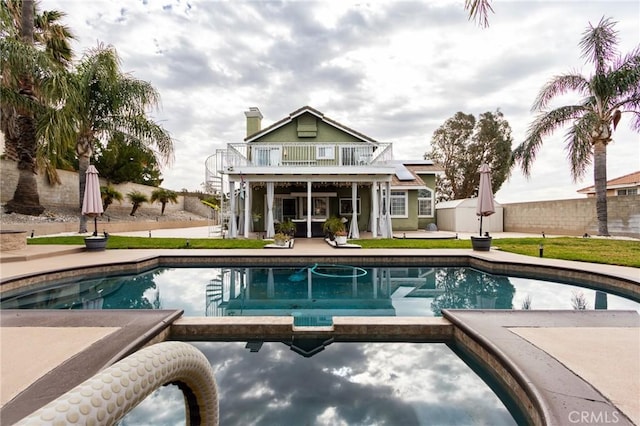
[316,146,335,160]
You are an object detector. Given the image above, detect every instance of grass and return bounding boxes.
[28,235,270,249]
[353,237,640,268]
[27,235,639,268]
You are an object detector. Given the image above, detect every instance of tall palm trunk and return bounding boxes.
[5,0,44,216]
[593,139,609,236]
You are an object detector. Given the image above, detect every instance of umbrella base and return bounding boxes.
[84,236,108,251]
[471,236,492,251]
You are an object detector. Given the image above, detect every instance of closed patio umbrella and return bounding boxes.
[82,165,104,236]
[476,163,495,236]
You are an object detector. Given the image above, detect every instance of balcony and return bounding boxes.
[224,142,392,169]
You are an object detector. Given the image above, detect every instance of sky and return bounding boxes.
[38,0,640,203]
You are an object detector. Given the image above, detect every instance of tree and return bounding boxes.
[2,0,46,215]
[55,44,173,231]
[513,17,640,236]
[127,190,148,216]
[426,110,513,201]
[100,185,123,213]
[150,188,178,216]
[1,0,75,191]
[93,134,164,186]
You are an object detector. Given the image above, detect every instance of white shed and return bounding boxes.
[436,198,503,233]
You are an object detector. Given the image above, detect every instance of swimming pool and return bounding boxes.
[4,259,636,425]
[119,341,521,425]
[2,265,638,318]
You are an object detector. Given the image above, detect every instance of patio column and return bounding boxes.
[307,181,312,238]
[266,182,275,238]
[371,182,378,238]
[243,182,250,238]
[385,181,393,238]
[229,181,237,238]
[349,182,360,238]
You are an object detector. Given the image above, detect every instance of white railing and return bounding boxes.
[226,142,392,167]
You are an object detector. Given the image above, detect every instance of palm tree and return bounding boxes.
[58,45,173,231]
[513,17,640,236]
[2,0,44,215]
[101,184,123,213]
[150,188,178,216]
[127,191,148,216]
[1,0,74,168]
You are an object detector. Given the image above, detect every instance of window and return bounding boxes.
[339,198,361,215]
[254,146,281,166]
[301,197,328,218]
[316,146,334,160]
[418,188,434,217]
[390,191,407,217]
[617,188,638,196]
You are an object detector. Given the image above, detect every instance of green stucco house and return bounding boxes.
[205,106,442,238]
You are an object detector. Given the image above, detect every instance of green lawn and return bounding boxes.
[27,235,640,268]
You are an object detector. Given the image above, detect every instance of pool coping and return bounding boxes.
[0,309,182,426]
[0,247,638,424]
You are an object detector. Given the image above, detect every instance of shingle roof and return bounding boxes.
[577,171,640,193]
[245,106,378,144]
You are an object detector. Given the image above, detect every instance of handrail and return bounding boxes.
[15,342,219,426]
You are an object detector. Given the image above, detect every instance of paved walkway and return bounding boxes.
[0,233,638,424]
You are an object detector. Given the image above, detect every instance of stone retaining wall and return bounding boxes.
[1,159,208,217]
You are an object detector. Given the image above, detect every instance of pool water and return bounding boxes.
[3,266,638,317]
[120,341,519,426]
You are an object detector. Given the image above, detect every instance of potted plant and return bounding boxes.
[276,219,296,237]
[334,229,348,245]
[273,232,289,246]
[323,216,347,242]
[252,212,262,223]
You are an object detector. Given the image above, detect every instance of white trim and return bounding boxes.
[316,145,335,160]
[389,190,408,218]
[417,187,435,218]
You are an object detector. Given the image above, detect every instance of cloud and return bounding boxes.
[39,0,640,200]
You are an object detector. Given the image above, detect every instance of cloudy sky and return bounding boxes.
[39,0,639,203]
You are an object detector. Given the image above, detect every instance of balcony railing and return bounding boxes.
[225,142,392,168]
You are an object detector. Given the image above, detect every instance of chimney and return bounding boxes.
[245,107,263,137]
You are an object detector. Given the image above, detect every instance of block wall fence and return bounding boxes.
[1,160,638,238]
[502,196,639,238]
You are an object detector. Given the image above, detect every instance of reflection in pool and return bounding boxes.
[2,266,638,317]
[120,341,519,425]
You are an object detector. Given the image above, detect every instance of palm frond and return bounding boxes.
[532,73,589,111]
[515,105,586,176]
[464,0,493,28]
[580,17,618,74]
[564,114,596,181]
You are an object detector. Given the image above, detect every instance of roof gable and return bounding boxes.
[245,106,379,144]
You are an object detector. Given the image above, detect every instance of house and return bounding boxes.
[205,106,442,238]
[577,171,640,197]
